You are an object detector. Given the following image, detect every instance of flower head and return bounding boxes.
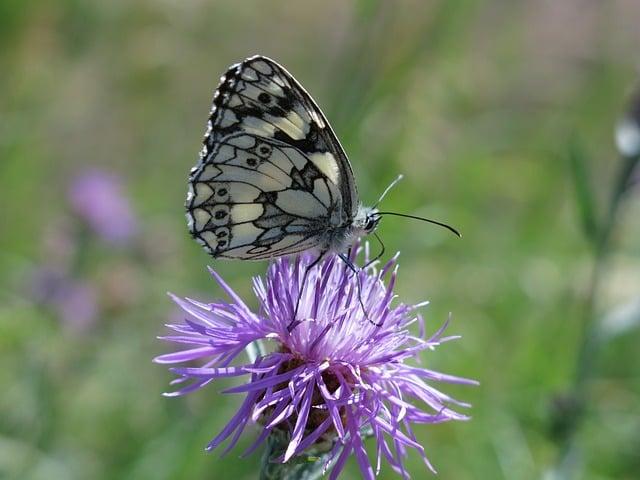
[31,266,98,333]
[68,169,138,245]
[155,249,476,479]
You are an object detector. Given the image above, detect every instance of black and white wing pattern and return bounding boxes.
[186,55,359,260]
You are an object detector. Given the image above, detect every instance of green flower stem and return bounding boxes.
[259,430,334,480]
[248,341,335,480]
[555,153,639,477]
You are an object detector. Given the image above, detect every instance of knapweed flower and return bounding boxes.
[155,250,476,479]
[68,169,138,245]
[30,266,98,333]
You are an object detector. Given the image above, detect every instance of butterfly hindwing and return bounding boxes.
[187,56,358,260]
[187,134,341,258]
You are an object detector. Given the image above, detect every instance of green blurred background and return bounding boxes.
[1,1,640,479]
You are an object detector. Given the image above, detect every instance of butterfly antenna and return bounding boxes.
[373,174,404,209]
[374,211,462,237]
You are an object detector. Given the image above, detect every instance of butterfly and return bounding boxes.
[186,55,459,262]
[186,55,380,262]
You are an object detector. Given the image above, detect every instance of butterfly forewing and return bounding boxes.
[187,56,358,260]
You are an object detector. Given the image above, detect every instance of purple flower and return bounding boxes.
[31,266,98,333]
[68,169,137,245]
[155,249,477,479]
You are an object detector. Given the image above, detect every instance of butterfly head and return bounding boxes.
[352,206,381,236]
[364,209,381,234]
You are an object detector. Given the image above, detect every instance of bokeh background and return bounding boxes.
[2,1,640,479]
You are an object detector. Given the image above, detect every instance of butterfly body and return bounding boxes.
[186,55,379,260]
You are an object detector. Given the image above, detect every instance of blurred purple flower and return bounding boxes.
[68,169,137,245]
[31,267,98,333]
[155,250,476,479]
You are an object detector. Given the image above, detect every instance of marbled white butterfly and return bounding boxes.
[186,55,458,262]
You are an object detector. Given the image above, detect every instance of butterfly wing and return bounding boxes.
[186,56,358,260]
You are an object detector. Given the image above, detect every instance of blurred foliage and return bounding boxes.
[1,1,640,479]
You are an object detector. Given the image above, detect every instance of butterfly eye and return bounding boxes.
[365,216,379,233]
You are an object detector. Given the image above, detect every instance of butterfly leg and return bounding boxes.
[337,253,383,327]
[362,231,385,270]
[287,250,328,332]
